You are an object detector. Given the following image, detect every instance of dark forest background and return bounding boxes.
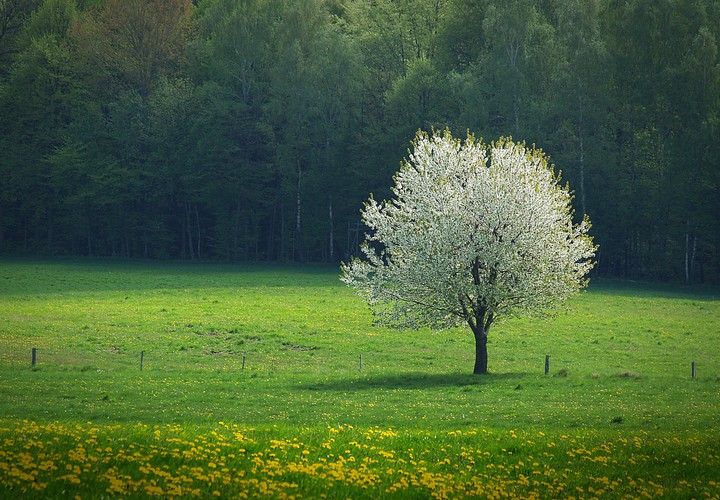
[1,0,719,283]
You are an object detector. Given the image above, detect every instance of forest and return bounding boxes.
[1,0,719,283]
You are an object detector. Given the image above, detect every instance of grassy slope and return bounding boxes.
[0,258,718,497]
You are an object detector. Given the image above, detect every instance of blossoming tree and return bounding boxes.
[341,130,596,374]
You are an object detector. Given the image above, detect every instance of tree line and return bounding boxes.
[1,0,718,283]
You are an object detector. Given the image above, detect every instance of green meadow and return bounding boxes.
[0,259,718,498]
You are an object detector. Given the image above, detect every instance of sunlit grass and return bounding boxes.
[1,258,719,497]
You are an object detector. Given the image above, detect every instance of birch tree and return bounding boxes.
[341,130,595,374]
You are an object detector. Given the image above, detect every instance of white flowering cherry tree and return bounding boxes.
[341,130,596,374]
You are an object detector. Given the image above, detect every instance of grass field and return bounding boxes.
[0,258,718,498]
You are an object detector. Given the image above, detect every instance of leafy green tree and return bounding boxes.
[0,0,80,251]
[266,0,365,261]
[58,0,196,257]
[550,0,610,218]
[0,0,718,282]
[266,0,326,261]
[0,0,39,74]
[191,0,279,259]
[601,0,720,281]
[437,0,559,143]
[145,77,198,258]
[386,56,453,138]
[345,0,452,235]
[478,0,555,137]
[661,2,720,282]
[302,20,364,261]
[71,0,193,102]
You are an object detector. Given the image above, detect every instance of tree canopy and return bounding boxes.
[0,0,718,284]
[341,130,595,373]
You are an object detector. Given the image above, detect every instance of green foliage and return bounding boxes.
[20,0,75,41]
[0,0,719,283]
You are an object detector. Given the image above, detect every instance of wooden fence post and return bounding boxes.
[140,351,144,371]
[32,348,37,368]
[545,355,550,375]
[692,360,696,380]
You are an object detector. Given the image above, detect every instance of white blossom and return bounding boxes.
[341,129,596,373]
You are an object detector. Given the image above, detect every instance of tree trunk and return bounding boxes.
[185,202,195,260]
[195,204,201,259]
[234,198,241,260]
[295,159,304,263]
[47,208,54,252]
[329,199,334,261]
[629,109,636,182]
[691,233,697,280]
[466,264,493,375]
[473,331,488,375]
[279,195,286,261]
[577,76,586,216]
[685,223,690,284]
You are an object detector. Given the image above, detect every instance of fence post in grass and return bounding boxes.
[545,355,550,375]
[140,351,144,371]
[242,355,246,371]
[692,360,696,380]
[31,348,37,368]
[360,354,363,371]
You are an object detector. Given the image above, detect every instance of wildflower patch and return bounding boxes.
[1,420,718,499]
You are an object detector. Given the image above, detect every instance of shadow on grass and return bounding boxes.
[303,371,525,391]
